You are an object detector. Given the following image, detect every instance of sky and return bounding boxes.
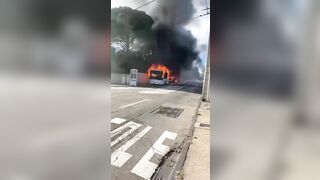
[111,0,210,65]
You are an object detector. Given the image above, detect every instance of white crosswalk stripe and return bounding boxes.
[111,126,152,167]
[111,121,140,138]
[111,117,126,124]
[131,131,177,179]
[111,117,178,180]
[111,121,142,147]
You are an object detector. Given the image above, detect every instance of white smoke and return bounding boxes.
[192,59,205,77]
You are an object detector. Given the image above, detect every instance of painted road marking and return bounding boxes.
[131,131,177,179]
[120,99,150,109]
[111,126,152,167]
[111,123,142,147]
[111,87,149,90]
[111,121,140,138]
[138,90,175,94]
[111,121,142,147]
[111,117,126,124]
[138,87,182,94]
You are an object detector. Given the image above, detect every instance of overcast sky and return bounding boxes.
[111,0,210,64]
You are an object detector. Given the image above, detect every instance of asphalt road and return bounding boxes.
[111,85,202,180]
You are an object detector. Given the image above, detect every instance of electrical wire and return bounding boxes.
[134,0,157,10]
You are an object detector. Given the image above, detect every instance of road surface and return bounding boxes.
[111,85,202,180]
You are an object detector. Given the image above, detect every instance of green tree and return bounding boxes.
[111,7,155,73]
[111,7,155,52]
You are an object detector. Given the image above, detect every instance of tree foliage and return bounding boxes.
[111,7,155,73]
[111,7,154,52]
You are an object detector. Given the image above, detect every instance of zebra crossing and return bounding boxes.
[111,117,178,180]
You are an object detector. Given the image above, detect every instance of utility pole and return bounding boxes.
[202,39,210,102]
[295,0,320,125]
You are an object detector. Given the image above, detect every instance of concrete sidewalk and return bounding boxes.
[182,101,210,180]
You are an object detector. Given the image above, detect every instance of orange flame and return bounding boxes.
[147,64,171,79]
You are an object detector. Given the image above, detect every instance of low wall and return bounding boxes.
[111,73,130,84]
[111,72,148,85]
[137,72,148,85]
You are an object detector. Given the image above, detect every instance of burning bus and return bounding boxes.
[147,64,176,85]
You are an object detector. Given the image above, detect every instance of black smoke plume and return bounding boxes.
[150,0,202,79]
[151,25,198,76]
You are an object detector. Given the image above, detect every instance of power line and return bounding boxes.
[191,12,210,21]
[134,0,156,10]
[190,0,211,21]
[204,0,209,14]
[202,0,210,15]
[200,12,211,17]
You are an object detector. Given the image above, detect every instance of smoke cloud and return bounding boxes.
[151,0,195,26]
[150,0,203,80]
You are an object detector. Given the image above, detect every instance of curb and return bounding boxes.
[152,97,203,180]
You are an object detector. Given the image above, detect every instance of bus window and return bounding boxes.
[150,70,163,80]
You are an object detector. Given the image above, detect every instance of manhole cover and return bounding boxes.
[153,106,184,118]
